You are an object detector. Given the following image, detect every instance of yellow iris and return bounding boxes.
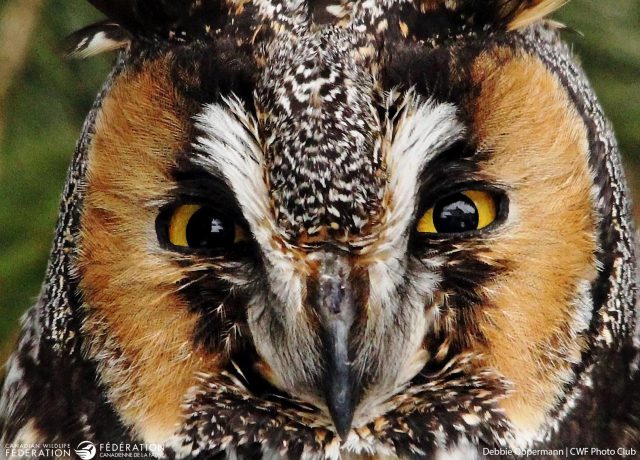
[417,190,497,234]
[169,204,201,247]
[168,204,247,248]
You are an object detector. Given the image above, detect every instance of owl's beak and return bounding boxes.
[313,254,362,441]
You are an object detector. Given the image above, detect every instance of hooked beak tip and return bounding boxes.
[327,385,356,442]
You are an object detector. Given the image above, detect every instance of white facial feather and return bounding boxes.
[194,97,270,238]
[383,91,465,249]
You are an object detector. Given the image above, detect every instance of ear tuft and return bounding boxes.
[87,0,144,28]
[65,21,130,59]
[411,1,570,33]
[85,0,232,40]
[506,0,569,31]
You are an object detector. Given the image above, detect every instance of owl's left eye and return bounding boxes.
[159,204,248,250]
[417,190,500,234]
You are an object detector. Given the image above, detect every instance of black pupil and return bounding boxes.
[433,193,479,233]
[186,207,235,248]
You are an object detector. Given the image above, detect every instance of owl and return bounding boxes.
[1,0,639,459]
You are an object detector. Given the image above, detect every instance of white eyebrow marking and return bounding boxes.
[193,96,303,313]
[380,91,465,254]
[193,96,273,245]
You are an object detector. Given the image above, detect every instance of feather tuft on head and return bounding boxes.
[65,21,130,59]
[416,0,569,30]
[506,0,570,30]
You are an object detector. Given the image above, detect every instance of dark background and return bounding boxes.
[0,0,639,362]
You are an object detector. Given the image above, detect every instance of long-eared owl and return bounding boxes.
[1,1,639,459]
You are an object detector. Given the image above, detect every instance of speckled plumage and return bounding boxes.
[2,1,639,459]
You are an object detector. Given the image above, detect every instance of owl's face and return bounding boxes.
[74,0,598,455]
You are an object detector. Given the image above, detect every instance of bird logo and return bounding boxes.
[74,441,96,460]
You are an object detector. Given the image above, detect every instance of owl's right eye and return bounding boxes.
[158,204,248,250]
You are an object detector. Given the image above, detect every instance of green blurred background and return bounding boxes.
[0,0,638,363]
